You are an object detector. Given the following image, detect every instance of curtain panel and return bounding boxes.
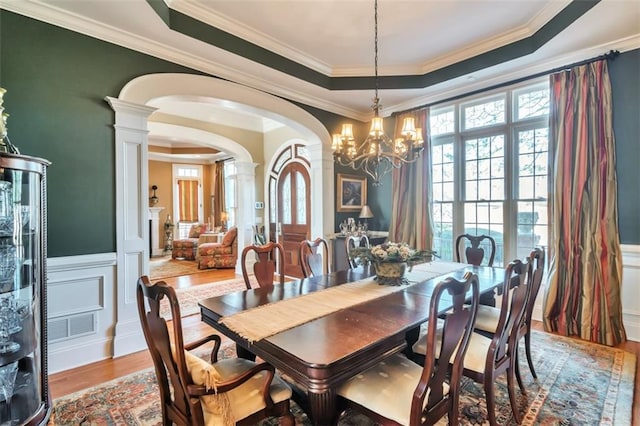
[177,179,199,222]
[388,108,434,252]
[543,59,626,346]
[213,161,226,227]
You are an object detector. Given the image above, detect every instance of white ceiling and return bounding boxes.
[2,0,639,157]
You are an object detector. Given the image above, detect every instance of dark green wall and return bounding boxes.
[609,49,640,244]
[0,11,205,256]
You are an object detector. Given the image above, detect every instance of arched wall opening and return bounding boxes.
[107,73,335,357]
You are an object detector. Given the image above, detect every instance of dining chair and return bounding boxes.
[136,275,295,426]
[455,233,497,266]
[336,272,480,426]
[241,241,285,289]
[412,258,530,426]
[299,237,330,278]
[473,248,546,386]
[345,234,370,269]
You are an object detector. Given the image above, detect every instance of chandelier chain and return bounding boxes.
[374,0,379,104]
[332,0,424,186]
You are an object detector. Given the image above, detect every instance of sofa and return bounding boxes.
[197,227,238,269]
[171,223,209,260]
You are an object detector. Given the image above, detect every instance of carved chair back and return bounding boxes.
[455,233,497,266]
[241,242,285,289]
[299,237,329,278]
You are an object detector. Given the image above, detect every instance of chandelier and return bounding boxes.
[332,0,424,186]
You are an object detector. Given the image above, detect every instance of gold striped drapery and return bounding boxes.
[543,59,626,346]
[213,161,226,227]
[388,108,434,252]
[178,179,199,222]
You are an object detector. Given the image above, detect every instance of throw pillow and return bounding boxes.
[188,223,208,238]
[221,227,237,246]
[183,351,234,426]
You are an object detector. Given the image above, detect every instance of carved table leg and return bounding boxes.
[307,388,339,426]
[480,288,496,307]
[235,343,256,361]
[404,325,421,359]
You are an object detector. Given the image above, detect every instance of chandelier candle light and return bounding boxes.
[332,0,424,186]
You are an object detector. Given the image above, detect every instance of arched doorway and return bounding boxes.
[277,162,310,278]
[107,73,335,357]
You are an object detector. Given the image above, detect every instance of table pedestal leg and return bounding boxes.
[307,389,338,426]
[236,343,256,361]
[404,326,421,359]
[480,288,496,307]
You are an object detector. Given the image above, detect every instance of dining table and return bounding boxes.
[198,261,504,425]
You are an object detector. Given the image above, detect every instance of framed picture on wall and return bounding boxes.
[337,174,367,212]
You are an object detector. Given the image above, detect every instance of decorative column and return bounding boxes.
[234,161,257,275]
[149,207,164,256]
[307,142,335,239]
[106,96,157,357]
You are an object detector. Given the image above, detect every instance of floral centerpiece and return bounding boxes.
[350,242,437,286]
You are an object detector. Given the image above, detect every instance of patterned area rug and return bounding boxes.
[149,256,204,280]
[159,278,251,318]
[51,330,635,425]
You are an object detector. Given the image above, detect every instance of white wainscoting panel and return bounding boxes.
[620,244,639,342]
[47,253,117,373]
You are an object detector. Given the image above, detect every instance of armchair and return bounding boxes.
[198,227,238,269]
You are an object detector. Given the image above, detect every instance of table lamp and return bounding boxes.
[220,211,228,232]
[359,205,374,233]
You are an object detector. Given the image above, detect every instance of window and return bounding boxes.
[173,165,203,239]
[430,81,550,266]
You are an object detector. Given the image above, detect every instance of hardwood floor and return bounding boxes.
[49,271,639,424]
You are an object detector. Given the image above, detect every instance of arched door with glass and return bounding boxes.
[277,162,310,278]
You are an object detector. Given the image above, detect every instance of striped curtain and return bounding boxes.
[543,59,626,346]
[213,161,226,226]
[388,108,434,251]
[178,179,199,222]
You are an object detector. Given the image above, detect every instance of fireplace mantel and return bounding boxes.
[149,207,164,257]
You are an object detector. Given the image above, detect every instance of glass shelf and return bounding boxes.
[0,153,51,425]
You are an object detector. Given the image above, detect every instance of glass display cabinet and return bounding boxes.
[0,153,51,425]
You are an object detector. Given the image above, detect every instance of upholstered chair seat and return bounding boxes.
[472,305,501,333]
[337,353,446,425]
[185,353,293,424]
[199,244,233,256]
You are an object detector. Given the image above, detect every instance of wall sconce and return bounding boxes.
[150,185,159,206]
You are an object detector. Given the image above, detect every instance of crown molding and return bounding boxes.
[384,34,640,115]
[167,0,334,76]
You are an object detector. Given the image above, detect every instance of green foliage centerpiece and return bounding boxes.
[350,242,436,286]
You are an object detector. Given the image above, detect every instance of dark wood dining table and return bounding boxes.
[198,263,504,425]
